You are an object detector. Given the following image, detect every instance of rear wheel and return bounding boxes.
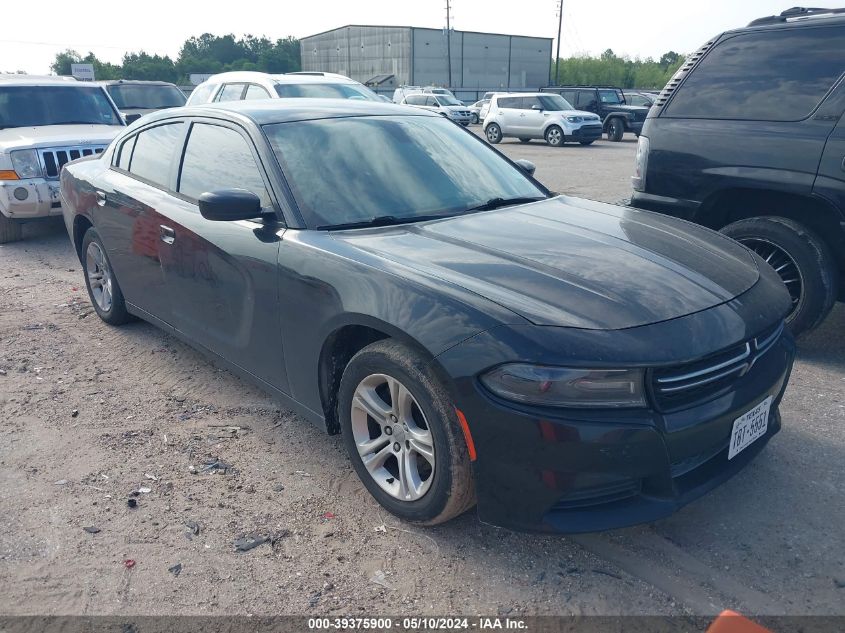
[485,123,502,144]
[545,125,564,147]
[721,216,838,336]
[81,227,131,326]
[607,118,625,142]
[338,340,475,525]
[0,214,23,244]
[471,113,479,124]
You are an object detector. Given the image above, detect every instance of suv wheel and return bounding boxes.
[0,214,23,244]
[471,113,479,124]
[721,217,838,336]
[607,118,625,142]
[485,123,502,144]
[545,125,564,147]
[338,340,476,525]
[81,227,132,326]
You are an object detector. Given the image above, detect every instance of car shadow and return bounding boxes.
[794,304,845,371]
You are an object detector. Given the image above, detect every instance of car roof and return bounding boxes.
[201,71,360,86]
[0,75,83,85]
[139,98,437,126]
[98,79,180,87]
[745,7,845,28]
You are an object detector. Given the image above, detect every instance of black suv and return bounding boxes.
[541,86,649,141]
[631,7,845,336]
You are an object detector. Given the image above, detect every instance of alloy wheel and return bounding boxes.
[739,238,804,310]
[486,125,500,142]
[85,241,113,312]
[350,373,435,502]
[547,127,562,145]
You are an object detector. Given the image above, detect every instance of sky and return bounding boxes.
[3,0,842,75]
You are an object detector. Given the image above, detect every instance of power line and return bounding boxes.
[0,38,150,51]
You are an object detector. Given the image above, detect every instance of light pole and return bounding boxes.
[555,1,563,85]
[445,0,453,89]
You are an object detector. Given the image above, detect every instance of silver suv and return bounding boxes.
[400,94,473,126]
[483,93,602,147]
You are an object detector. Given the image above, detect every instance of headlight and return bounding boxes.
[481,364,646,408]
[632,135,650,192]
[10,149,42,179]
[566,116,583,123]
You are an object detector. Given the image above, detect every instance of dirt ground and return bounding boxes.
[1,140,843,617]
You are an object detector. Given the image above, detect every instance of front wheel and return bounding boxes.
[81,227,131,325]
[0,213,23,244]
[721,216,838,336]
[545,125,564,147]
[338,340,475,525]
[607,118,625,142]
[471,113,479,124]
[485,123,502,144]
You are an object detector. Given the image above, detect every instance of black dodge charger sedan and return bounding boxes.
[60,100,795,532]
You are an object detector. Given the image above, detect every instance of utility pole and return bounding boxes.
[555,1,563,85]
[445,0,452,89]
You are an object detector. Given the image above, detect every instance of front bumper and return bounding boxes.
[570,124,603,142]
[0,178,63,219]
[448,113,474,124]
[630,190,701,220]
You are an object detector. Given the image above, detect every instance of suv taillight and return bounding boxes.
[632,135,649,192]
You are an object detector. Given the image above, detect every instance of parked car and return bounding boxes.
[631,6,845,336]
[401,93,473,126]
[623,91,655,108]
[424,86,460,103]
[483,93,602,146]
[0,75,124,243]
[469,99,489,124]
[60,99,795,533]
[186,71,380,106]
[542,86,649,141]
[393,85,460,104]
[100,80,187,124]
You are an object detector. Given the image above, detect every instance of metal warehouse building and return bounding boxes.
[300,25,552,94]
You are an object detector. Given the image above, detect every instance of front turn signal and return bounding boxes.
[0,170,19,180]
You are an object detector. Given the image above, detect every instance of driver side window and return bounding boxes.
[178,123,271,210]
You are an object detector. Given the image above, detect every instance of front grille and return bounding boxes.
[39,145,106,178]
[653,322,784,410]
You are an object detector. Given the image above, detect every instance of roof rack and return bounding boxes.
[748,6,845,26]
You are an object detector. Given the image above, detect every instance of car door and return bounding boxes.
[157,118,289,393]
[496,97,521,131]
[519,96,546,136]
[94,121,185,326]
[576,89,599,115]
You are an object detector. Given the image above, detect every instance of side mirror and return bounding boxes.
[531,104,543,111]
[124,113,141,124]
[514,159,536,176]
[198,189,262,221]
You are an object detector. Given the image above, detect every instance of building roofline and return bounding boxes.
[300,24,553,42]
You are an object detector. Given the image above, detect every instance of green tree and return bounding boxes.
[121,52,177,82]
[553,50,685,89]
[50,50,121,80]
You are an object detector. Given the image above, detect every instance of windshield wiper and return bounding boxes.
[320,213,453,230]
[464,196,546,212]
[44,120,102,125]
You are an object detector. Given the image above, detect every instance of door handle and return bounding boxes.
[95,191,107,207]
[159,225,175,245]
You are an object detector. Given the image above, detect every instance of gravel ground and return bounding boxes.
[0,134,843,617]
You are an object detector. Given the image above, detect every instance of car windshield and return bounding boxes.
[0,86,123,128]
[107,84,186,109]
[438,96,462,106]
[274,82,380,101]
[265,115,545,229]
[538,94,574,111]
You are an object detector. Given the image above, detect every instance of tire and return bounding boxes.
[81,227,131,326]
[579,140,595,146]
[519,137,531,143]
[721,216,838,336]
[545,125,564,147]
[338,339,476,525]
[607,118,625,142]
[485,123,502,144]
[0,213,23,244]
[471,113,479,124]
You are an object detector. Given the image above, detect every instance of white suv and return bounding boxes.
[400,94,473,126]
[483,93,602,147]
[0,76,124,243]
[185,71,380,105]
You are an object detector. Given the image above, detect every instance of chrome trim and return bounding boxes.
[656,344,751,384]
[657,363,748,394]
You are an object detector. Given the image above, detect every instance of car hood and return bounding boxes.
[552,109,601,121]
[609,104,649,114]
[333,196,760,330]
[0,125,122,153]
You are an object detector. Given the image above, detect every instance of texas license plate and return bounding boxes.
[728,396,772,460]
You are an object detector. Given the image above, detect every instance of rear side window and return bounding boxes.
[115,135,136,170]
[558,90,577,104]
[522,96,543,110]
[666,25,845,121]
[425,96,439,107]
[178,123,270,208]
[498,97,520,109]
[404,95,424,105]
[187,83,215,105]
[575,91,597,109]
[217,83,245,102]
[244,84,271,100]
[128,123,183,187]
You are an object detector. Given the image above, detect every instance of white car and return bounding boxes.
[400,93,473,126]
[0,75,124,243]
[483,93,602,147]
[186,71,381,106]
[469,99,489,124]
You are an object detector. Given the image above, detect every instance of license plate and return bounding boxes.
[728,396,772,460]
